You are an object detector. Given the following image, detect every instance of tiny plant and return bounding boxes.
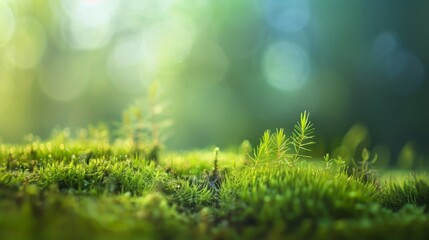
[323,153,332,169]
[272,128,290,164]
[208,147,222,206]
[212,147,219,177]
[251,111,315,166]
[119,103,145,154]
[333,155,347,173]
[240,140,252,165]
[290,111,315,163]
[116,82,172,163]
[252,130,273,165]
[351,148,379,184]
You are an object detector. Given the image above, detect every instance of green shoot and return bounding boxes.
[291,111,315,163]
[323,153,332,169]
[272,128,290,164]
[116,82,172,163]
[213,147,219,176]
[251,112,315,167]
[352,148,379,184]
[334,155,346,172]
[252,130,273,165]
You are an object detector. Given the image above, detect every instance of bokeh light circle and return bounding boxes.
[140,14,196,66]
[108,36,152,94]
[108,14,197,94]
[385,51,425,95]
[372,32,397,59]
[368,31,425,95]
[60,0,119,50]
[255,0,310,32]
[38,58,90,101]
[262,41,310,91]
[274,8,310,32]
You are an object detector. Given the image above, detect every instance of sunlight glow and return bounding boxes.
[60,0,118,50]
[0,1,15,47]
[0,72,13,113]
[5,18,46,69]
[108,35,151,94]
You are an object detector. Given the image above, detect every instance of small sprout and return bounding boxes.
[352,148,379,184]
[240,140,252,165]
[272,128,290,164]
[334,156,346,172]
[252,130,273,165]
[251,111,315,167]
[291,111,315,163]
[116,82,171,164]
[213,147,220,176]
[362,148,369,162]
[323,153,332,169]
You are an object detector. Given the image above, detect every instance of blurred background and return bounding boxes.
[0,0,428,164]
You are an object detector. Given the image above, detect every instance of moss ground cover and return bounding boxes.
[1,113,428,240]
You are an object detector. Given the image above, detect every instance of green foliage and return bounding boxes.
[382,173,429,212]
[165,178,214,211]
[323,153,332,169]
[1,112,429,240]
[252,111,315,166]
[272,128,290,163]
[219,162,379,225]
[334,155,347,171]
[37,159,165,195]
[252,129,274,165]
[291,111,316,161]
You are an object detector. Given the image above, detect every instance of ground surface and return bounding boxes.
[1,136,429,240]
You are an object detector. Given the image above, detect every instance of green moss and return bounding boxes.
[0,113,429,239]
[382,173,429,212]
